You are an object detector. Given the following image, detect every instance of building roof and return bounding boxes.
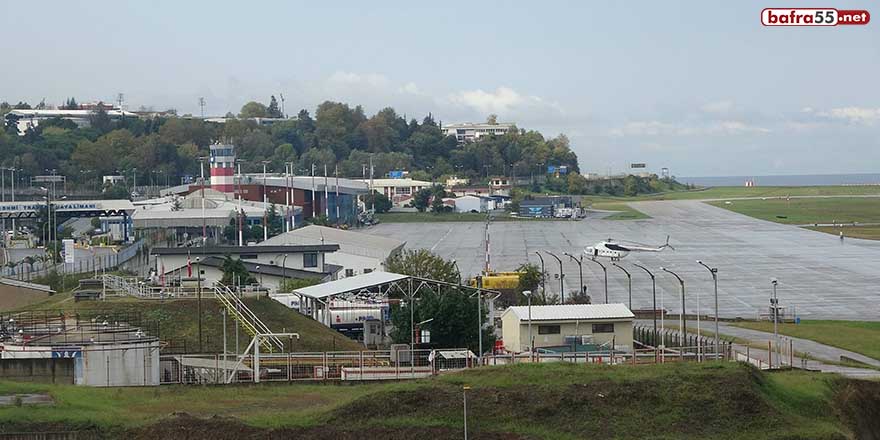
[198,256,340,279]
[361,178,432,188]
[260,225,405,259]
[294,271,410,300]
[504,304,634,322]
[151,244,339,256]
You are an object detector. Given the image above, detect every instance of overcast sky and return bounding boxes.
[2,1,877,176]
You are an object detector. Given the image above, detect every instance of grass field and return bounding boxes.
[12,294,362,353]
[2,362,872,439]
[730,320,880,361]
[583,200,650,220]
[808,225,880,240]
[707,197,880,225]
[633,185,880,201]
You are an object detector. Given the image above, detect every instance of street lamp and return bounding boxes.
[660,267,686,358]
[563,252,585,296]
[586,258,608,303]
[452,259,462,285]
[544,251,565,303]
[196,256,202,352]
[534,252,546,297]
[770,278,779,367]
[611,262,632,310]
[463,384,471,440]
[697,260,720,358]
[632,263,659,346]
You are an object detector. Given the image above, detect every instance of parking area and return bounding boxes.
[364,200,880,320]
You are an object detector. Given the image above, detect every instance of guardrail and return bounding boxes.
[214,284,283,353]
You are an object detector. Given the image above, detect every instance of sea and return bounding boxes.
[679,173,880,187]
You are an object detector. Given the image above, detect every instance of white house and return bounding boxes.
[259,225,405,278]
[501,304,634,353]
[453,195,489,213]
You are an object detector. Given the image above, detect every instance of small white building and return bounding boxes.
[501,304,634,353]
[441,122,516,144]
[453,195,489,213]
[360,178,433,206]
[259,225,405,278]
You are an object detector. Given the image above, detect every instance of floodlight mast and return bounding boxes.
[697,260,720,359]
[660,267,686,359]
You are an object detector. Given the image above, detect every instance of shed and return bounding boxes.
[501,303,634,353]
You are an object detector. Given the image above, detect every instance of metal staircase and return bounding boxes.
[102,274,147,297]
[214,284,284,353]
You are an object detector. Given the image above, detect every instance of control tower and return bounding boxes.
[209,143,235,193]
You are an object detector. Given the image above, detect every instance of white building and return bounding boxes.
[453,195,490,213]
[151,244,341,292]
[3,109,137,135]
[259,225,405,278]
[360,178,433,206]
[501,304,634,353]
[441,122,515,144]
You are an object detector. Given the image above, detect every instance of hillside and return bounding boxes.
[13,294,361,353]
[1,362,877,439]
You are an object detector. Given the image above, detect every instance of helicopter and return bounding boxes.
[584,236,674,261]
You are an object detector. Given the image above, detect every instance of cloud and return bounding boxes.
[326,71,390,88]
[398,82,424,95]
[701,100,734,114]
[609,120,770,137]
[818,107,880,125]
[447,86,564,118]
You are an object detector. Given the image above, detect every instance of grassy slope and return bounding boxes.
[730,320,880,361]
[808,225,880,240]
[0,363,861,439]
[13,294,361,353]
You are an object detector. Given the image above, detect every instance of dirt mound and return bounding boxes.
[833,379,880,440]
[330,365,781,438]
[125,413,527,440]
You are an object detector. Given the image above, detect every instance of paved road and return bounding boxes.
[365,200,880,320]
[716,322,880,367]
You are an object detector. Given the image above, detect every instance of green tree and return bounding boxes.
[239,101,269,118]
[413,188,432,212]
[267,95,283,118]
[363,191,391,213]
[385,249,493,352]
[220,255,255,285]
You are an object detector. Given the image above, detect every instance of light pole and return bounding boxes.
[463,385,471,440]
[196,256,202,352]
[534,252,546,297]
[587,258,608,303]
[544,251,565,303]
[261,161,270,242]
[523,290,533,353]
[697,260,720,358]
[563,252,585,296]
[611,262,632,310]
[771,278,779,368]
[632,263,658,346]
[277,254,289,290]
[660,267,685,358]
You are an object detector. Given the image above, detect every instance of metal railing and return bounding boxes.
[214,284,283,353]
[159,348,454,385]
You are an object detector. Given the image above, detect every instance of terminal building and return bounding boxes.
[161,144,369,225]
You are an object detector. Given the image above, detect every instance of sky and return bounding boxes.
[1,1,878,177]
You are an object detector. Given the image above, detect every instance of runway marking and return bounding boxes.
[430,227,453,252]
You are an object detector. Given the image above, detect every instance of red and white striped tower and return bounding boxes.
[209,144,235,193]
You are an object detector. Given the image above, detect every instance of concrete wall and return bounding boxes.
[158,252,325,276]
[326,253,382,278]
[81,341,160,387]
[0,358,74,384]
[502,316,634,353]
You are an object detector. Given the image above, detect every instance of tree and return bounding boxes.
[413,188,432,212]
[220,255,255,285]
[239,101,269,118]
[385,249,493,352]
[266,203,283,237]
[364,191,392,213]
[486,114,498,125]
[267,95,283,118]
[87,104,113,134]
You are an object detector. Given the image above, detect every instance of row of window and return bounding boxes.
[238,252,319,268]
[537,323,615,334]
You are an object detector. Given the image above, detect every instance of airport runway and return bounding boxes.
[365,201,880,320]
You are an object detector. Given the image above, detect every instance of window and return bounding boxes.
[303,253,318,268]
[345,269,354,277]
[364,268,373,273]
[592,323,614,333]
[239,254,257,260]
[538,325,560,335]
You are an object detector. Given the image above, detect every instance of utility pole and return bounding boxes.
[632,263,658,346]
[534,252,546,298]
[262,161,270,241]
[771,278,779,367]
[335,164,340,226]
[197,159,206,244]
[661,267,686,358]
[545,251,565,303]
[323,165,329,218]
[564,253,585,297]
[587,258,608,303]
[698,260,720,359]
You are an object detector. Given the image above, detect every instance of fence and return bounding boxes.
[158,348,471,384]
[2,239,145,281]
